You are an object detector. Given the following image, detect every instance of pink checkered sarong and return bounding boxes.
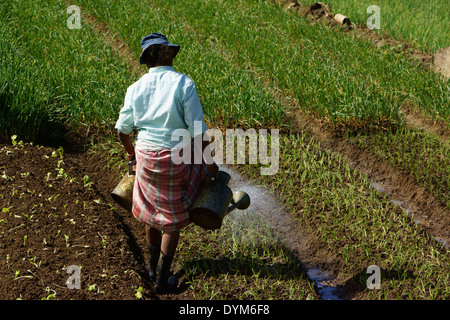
[132,144,207,232]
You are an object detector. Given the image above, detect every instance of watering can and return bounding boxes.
[111,160,136,212]
[111,163,250,231]
[189,170,250,230]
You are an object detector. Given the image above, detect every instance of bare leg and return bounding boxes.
[160,230,180,256]
[145,225,162,247]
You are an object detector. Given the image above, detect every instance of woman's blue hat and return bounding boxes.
[139,33,180,64]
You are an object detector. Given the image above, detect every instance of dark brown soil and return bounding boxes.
[400,104,450,143]
[0,142,193,300]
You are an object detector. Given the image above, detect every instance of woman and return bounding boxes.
[115,33,218,293]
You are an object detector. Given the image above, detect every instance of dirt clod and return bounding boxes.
[433,46,450,79]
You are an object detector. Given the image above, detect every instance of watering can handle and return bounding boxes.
[128,160,136,175]
[206,163,219,181]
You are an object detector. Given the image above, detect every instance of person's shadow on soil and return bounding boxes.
[177,253,308,297]
[338,267,416,299]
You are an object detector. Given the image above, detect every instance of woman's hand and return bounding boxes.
[127,151,136,162]
[118,130,136,162]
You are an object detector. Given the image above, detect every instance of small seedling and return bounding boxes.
[64,234,70,247]
[83,175,93,189]
[42,287,56,300]
[88,284,96,292]
[2,207,12,214]
[12,270,20,280]
[57,146,64,159]
[135,286,144,299]
[11,135,18,146]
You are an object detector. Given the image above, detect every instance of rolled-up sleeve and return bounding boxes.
[182,81,208,137]
[115,87,135,135]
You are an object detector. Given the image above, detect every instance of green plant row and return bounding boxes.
[3,0,448,141]
[71,0,286,130]
[0,0,133,142]
[238,132,449,299]
[349,128,450,210]
[88,0,449,132]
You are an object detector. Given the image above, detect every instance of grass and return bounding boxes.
[0,0,133,142]
[0,20,54,141]
[2,0,449,141]
[64,0,449,135]
[124,0,449,130]
[71,0,286,130]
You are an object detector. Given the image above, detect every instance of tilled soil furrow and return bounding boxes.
[289,110,450,248]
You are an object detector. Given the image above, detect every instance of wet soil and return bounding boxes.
[222,165,342,299]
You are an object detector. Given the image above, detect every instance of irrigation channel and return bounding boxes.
[219,165,340,300]
[370,182,449,249]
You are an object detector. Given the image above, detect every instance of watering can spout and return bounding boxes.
[227,191,251,214]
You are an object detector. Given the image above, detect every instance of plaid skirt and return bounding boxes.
[132,144,207,232]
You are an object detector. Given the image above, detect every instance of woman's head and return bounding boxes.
[139,33,180,67]
[141,44,178,68]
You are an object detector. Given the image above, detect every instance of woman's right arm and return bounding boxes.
[115,87,136,161]
[118,131,136,161]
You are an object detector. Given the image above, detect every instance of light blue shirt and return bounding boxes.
[115,66,208,149]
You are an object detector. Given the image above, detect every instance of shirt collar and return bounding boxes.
[148,66,175,73]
